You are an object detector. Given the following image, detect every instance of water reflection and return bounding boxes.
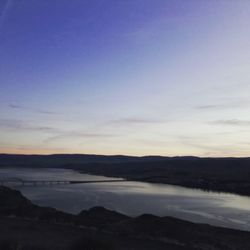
[1,167,250,231]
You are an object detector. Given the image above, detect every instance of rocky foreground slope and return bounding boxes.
[1,186,250,250]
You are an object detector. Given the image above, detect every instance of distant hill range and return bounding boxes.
[1,154,250,196]
[1,153,249,167]
[0,153,168,167]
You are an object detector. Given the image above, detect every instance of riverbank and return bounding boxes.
[72,160,250,197]
[1,185,250,250]
[1,154,250,197]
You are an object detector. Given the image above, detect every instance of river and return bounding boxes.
[1,167,250,231]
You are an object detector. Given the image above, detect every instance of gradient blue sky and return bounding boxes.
[0,0,250,156]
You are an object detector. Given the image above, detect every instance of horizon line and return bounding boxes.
[0,152,249,159]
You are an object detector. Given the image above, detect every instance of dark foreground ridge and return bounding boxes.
[1,186,250,250]
[1,154,250,196]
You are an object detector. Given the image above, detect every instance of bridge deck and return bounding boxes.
[0,179,129,186]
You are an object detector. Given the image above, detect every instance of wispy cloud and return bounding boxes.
[109,118,164,126]
[44,131,117,143]
[176,135,237,155]
[0,118,117,146]
[0,145,71,154]
[177,135,215,150]
[211,119,250,127]
[195,99,250,111]
[8,104,59,115]
[0,0,12,30]
[196,104,227,110]
[0,119,60,134]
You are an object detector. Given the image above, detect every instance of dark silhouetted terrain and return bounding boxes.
[1,186,250,250]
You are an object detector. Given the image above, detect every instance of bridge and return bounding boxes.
[0,178,130,187]
[0,176,167,187]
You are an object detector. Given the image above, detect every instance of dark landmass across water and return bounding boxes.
[1,186,250,250]
[1,154,250,196]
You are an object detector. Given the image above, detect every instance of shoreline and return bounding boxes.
[1,154,250,198]
[1,185,250,250]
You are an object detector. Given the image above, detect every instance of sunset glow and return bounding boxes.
[1,0,250,156]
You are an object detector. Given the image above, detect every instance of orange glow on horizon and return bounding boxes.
[0,147,249,158]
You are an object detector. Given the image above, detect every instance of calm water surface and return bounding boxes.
[1,167,250,231]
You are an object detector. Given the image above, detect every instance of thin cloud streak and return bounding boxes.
[0,145,71,155]
[0,119,117,143]
[211,119,250,127]
[176,135,241,156]
[44,131,117,143]
[0,119,60,134]
[195,99,250,110]
[109,118,165,125]
[196,104,227,110]
[8,104,59,115]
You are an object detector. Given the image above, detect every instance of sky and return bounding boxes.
[0,0,250,156]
